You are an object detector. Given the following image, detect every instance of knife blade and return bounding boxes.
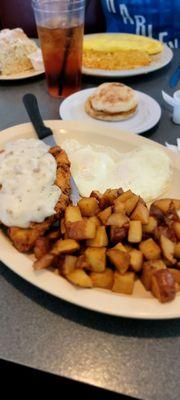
[23,93,80,204]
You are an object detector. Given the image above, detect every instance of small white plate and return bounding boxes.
[60,88,161,135]
[82,34,173,77]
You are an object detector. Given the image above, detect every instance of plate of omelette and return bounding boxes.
[82,33,173,77]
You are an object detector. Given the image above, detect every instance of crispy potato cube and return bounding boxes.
[98,206,112,225]
[61,255,77,276]
[173,222,180,240]
[66,269,93,288]
[99,188,123,209]
[142,216,158,234]
[89,216,101,227]
[113,200,126,214]
[47,230,60,240]
[151,269,176,303]
[128,221,142,243]
[113,242,128,252]
[107,249,130,273]
[130,202,149,224]
[90,190,102,202]
[106,212,129,228]
[87,226,108,247]
[160,234,176,264]
[34,237,51,259]
[124,194,139,215]
[51,239,80,255]
[66,218,96,240]
[65,205,82,223]
[115,190,134,203]
[168,268,180,284]
[76,254,90,270]
[139,238,161,260]
[90,268,114,289]
[174,242,180,259]
[112,271,135,294]
[78,197,99,217]
[129,249,143,272]
[141,260,166,290]
[33,253,54,270]
[110,226,127,243]
[85,247,106,272]
[60,218,66,235]
[153,199,180,213]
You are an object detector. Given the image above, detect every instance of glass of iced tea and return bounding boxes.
[32,0,85,98]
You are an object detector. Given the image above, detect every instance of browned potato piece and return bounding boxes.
[87,226,108,247]
[66,269,93,288]
[90,190,102,202]
[89,216,101,227]
[173,222,180,240]
[130,202,149,224]
[113,200,126,214]
[129,249,143,272]
[142,216,158,234]
[112,271,135,294]
[160,234,176,264]
[141,260,166,290]
[115,190,134,203]
[90,268,114,289]
[60,218,66,235]
[34,237,51,259]
[100,188,123,207]
[151,269,176,303]
[76,254,90,270]
[66,218,96,240]
[168,268,180,284]
[65,205,82,223]
[78,197,99,217]
[107,249,130,273]
[174,242,180,258]
[106,212,129,228]
[47,230,60,240]
[128,221,142,243]
[61,255,77,275]
[110,226,127,243]
[98,206,112,224]
[113,242,128,252]
[33,253,54,270]
[85,247,106,272]
[139,238,161,260]
[153,199,180,213]
[51,239,80,255]
[124,194,139,215]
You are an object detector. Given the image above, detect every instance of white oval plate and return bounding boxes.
[0,68,45,80]
[0,120,180,319]
[60,88,161,135]
[82,34,173,77]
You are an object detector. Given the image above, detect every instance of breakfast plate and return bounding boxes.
[60,88,161,135]
[0,120,180,319]
[0,68,45,80]
[82,34,173,77]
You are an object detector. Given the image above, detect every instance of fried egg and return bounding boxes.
[61,139,172,202]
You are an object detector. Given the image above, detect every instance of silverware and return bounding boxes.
[169,64,180,88]
[23,93,80,204]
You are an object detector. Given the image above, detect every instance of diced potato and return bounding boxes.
[174,242,180,258]
[90,268,114,289]
[107,249,130,273]
[87,226,108,247]
[112,271,135,294]
[106,212,129,228]
[60,218,66,235]
[173,222,180,240]
[110,226,127,243]
[65,205,82,223]
[113,242,128,252]
[61,255,77,276]
[78,197,99,217]
[124,194,139,215]
[33,253,54,270]
[115,190,134,203]
[160,234,176,264]
[151,269,176,303]
[139,238,161,260]
[66,269,93,288]
[34,237,51,259]
[153,199,180,213]
[128,221,142,243]
[76,254,90,270]
[51,239,80,255]
[130,202,149,224]
[141,260,166,290]
[98,206,112,224]
[90,190,102,202]
[149,204,164,223]
[142,216,158,234]
[113,200,126,214]
[85,247,106,272]
[47,230,60,240]
[168,268,180,284]
[66,218,96,240]
[88,216,101,227]
[129,249,143,272]
[101,188,123,207]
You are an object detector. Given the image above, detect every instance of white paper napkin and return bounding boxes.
[28,48,44,71]
[165,138,180,153]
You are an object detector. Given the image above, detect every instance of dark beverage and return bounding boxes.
[37,23,84,98]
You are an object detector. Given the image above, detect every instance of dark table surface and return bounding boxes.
[0,49,180,400]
